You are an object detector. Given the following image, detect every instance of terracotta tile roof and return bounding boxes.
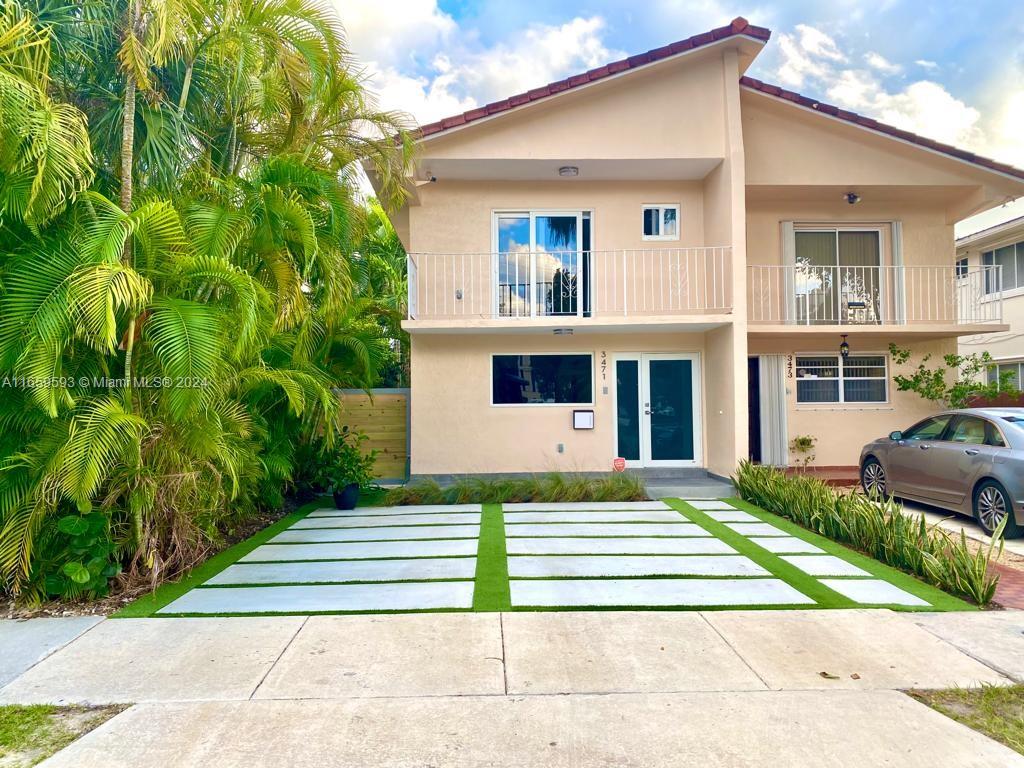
[414,17,771,139]
[740,76,1024,182]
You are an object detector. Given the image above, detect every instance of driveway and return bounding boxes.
[1,609,1022,767]
[148,499,957,615]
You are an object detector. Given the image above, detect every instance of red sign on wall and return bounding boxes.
[612,457,626,472]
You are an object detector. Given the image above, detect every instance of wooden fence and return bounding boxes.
[337,388,410,481]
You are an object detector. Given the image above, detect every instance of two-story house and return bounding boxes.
[957,215,1024,387]
[366,17,1024,483]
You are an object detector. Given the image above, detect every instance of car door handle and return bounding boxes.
[919,444,931,450]
[964,449,980,456]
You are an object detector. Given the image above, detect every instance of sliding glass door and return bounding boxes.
[794,229,882,324]
[494,211,590,317]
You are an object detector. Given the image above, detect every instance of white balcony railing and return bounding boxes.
[406,247,732,321]
[747,264,1003,326]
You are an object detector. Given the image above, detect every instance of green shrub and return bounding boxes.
[733,461,1002,605]
[386,472,647,506]
[28,512,121,601]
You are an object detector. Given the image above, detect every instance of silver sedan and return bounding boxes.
[859,408,1024,538]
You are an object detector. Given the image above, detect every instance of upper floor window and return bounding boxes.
[955,257,968,279]
[982,240,1024,293]
[795,354,888,404]
[642,205,679,241]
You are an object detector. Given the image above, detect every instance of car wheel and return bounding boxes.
[974,480,1023,539]
[861,457,888,498]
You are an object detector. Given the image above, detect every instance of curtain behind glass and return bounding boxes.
[794,231,837,323]
[838,231,881,323]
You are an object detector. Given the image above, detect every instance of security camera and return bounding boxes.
[844,192,861,205]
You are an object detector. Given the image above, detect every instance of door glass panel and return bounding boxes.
[534,215,578,316]
[496,215,530,317]
[794,231,838,324]
[838,231,881,323]
[616,360,640,461]
[648,359,693,461]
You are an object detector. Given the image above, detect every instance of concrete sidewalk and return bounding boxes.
[0,609,1020,766]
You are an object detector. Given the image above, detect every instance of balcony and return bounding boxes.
[747,264,1004,330]
[406,247,732,327]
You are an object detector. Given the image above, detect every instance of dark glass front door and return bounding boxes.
[648,358,694,461]
[615,355,698,466]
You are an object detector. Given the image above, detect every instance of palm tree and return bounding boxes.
[0,0,414,601]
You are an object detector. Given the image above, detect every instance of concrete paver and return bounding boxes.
[504,522,708,537]
[505,537,735,555]
[240,539,478,561]
[269,524,480,543]
[156,581,475,615]
[507,554,769,578]
[206,558,477,585]
[510,578,813,608]
[820,579,929,607]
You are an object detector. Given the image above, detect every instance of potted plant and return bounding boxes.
[318,433,376,510]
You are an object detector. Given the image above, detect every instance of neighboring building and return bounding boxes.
[366,17,1023,480]
[957,215,1024,387]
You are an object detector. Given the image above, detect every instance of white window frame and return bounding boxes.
[988,359,1024,391]
[795,353,889,405]
[982,239,1024,294]
[491,209,592,318]
[955,256,968,280]
[489,352,595,407]
[641,204,680,241]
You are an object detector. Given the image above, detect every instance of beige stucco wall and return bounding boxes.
[409,330,744,476]
[418,52,727,162]
[748,336,956,467]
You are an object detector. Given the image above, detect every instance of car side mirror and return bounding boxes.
[889,431,903,441]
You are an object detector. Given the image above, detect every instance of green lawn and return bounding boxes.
[0,704,124,767]
[910,685,1024,755]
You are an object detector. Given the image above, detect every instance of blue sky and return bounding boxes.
[340,1,1024,232]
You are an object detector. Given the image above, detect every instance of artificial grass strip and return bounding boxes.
[665,499,858,609]
[112,496,330,618]
[472,503,511,611]
[725,496,973,612]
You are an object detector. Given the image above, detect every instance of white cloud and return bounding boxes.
[769,24,1017,165]
[864,51,901,74]
[776,24,846,87]
[339,0,456,70]
[340,3,622,126]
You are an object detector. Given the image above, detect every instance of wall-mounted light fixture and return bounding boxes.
[558,166,579,177]
[844,191,861,205]
[839,334,850,358]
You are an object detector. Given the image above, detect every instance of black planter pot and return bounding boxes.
[333,483,359,510]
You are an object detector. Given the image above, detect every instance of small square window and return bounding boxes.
[642,205,680,241]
